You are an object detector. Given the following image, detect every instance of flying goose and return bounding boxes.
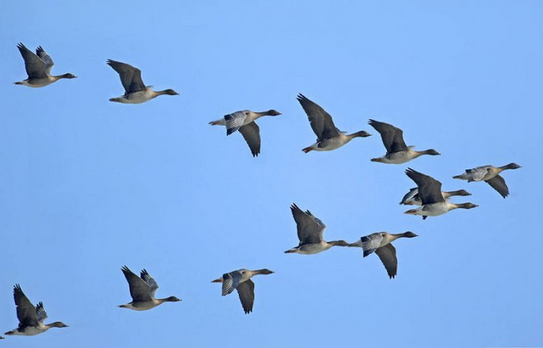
[107,59,178,104]
[349,231,418,278]
[212,269,274,314]
[453,163,521,198]
[399,187,471,205]
[209,109,281,157]
[297,94,371,153]
[119,266,181,311]
[404,168,478,219]
[15,43,76,87]
[285,203,350,254]
[5,284,68,336]
[368,119,440,164]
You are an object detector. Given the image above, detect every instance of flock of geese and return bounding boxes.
[3,43,521,339]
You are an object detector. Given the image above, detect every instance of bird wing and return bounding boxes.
[405,168,444,204]
[238,122,261,157]
[224,111,248,135]
[375,244,398,279]
[13,284,39,328]
[290,203,325,244]
[121,266,151,302]
[140,269,159,298]
[107,59,146,94]
[360,233,384,257]
[400,187,419,205]
[35,302,48,323]
[485,175,509,198]
[17,43,47,79]
[35,46,55,75]
[221,271,242,296]
[368,119,407,154]
[465,166,490,181]
[297,94,340,140]
[236,279,255,314]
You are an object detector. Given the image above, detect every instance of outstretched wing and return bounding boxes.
[121,266,151,302]
[140,269,159,298]
[485,175,509,198]
[13,284,39,328]
[107,59,146,94]
[297,94,340,140]
[224,111,248,135]
[290,203,325,244]
[236,279,255,314]
[238,122,261,157]
[360,233,384,257]
[375,244,398,279]
[221,271,242,296]
[36,46,55,75]
[17,43,47,79]
[368,119,407,154]
[406,168,444,204]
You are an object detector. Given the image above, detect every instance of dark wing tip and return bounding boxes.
[405,167,417,178]
[140,269,149,278]
[121,265,131,274]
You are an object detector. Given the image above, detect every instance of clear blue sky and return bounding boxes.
[1,1,541,347]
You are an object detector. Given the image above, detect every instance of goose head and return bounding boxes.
[265,109,281,116]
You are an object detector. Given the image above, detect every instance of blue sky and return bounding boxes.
[0,1,541,347]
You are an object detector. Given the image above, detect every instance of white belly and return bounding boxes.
[315,137,347,151]
[12,326,47,336]
[382,151,413,164]
[422,202,450,216]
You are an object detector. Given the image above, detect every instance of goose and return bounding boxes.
[285,203,350,254]
[209,109,281,157]
[212,268,274,314]
[15,43,76,87]
[119,266,181,311]
[349,231,418,278]
[4,284,68,336]
[107,59,178,104]
[404,168,478,220]
[369,119,440,164]
[297,94,371,153]
[453,163,521,198]
[399,187,471,205]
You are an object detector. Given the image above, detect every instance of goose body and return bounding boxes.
[212,268,274,314]
[369,119,440,164]
[209,109,281,157]
[349,231,418,278]
[453,163,521,198]
[119,266,181,311]
[285,203,349,254]
[15,43,76,87]
[107,59,178,104]
[400,188,471,205]
[297,94,371,153]
[404,168,478,219]
[5,284,68,336]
